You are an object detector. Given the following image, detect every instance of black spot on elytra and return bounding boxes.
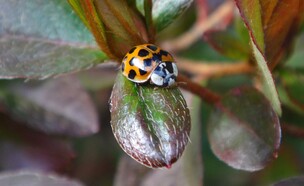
[152,53,161,62]
[159,50,169,57]
[138,49,149,57]
[121,63,125,71]
[165,62,174,73]
[147,45,158,51]
[139,69,147,75]
[128,47,136,54]
[128,70,137,79]
[129,57,135,66]
[144,59,152,67]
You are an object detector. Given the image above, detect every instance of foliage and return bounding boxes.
[0,0,303,185]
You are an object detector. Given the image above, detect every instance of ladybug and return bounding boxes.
[121,44,178,87]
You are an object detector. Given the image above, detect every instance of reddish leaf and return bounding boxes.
[110,73,191,168]
[208,87,281,171]
[235,0,304,69]
[0,114,74,172]
[76,0,115,59]
[114,155,150,186]
[72,0,147,59]
[114,92,202,185]
[96,0,143,41]
[272,176,304,186]
[0,0,106,79]
[0,171,83,186]
[0,76,99,137]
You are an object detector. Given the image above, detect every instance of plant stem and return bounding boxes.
[162,0,234,52]
[144,0,155,43]
[177,59,254,77]
[177,74,221,105]
[282,123,304,138]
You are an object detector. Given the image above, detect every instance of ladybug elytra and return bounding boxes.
[121,44,178,87]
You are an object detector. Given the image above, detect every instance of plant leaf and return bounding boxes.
[139,92,203,185]
[251,38,282,115]
[74,0,118,59]
[272,176,304,186]
[110,73,191,168]
[235,0,304,69]
[208,87,281,171]
[67,0,90,29]
[141,161,192,186]
[95,0,143,43]
[93,0,146,58]
[136,0,193,32]
[0,114,74,172]
[0,171,83,186]
[204,25,250,60]
[285,33,304,69]
[279,70,304,113]
[153,0,193,32]
[180,92,203,186]
[114,155,150,186]
[0,76,99,137]
[0,0,106,79]
[277,85,304,115]
[67,0,90,28]
[114,93,202,186]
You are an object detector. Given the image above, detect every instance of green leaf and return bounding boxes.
[204,24,250,60]
[67,0,90,29]
[208,87,281,171]
[251,38,282,115]
[110,73,191,168]
[0,76,99,137]
[235,0,264,52]
[0,171,84,186]
[279,70,304,113]
[285,33,304,69]
[137,0,193,32]
[277,85,304,115]
[0,0,106,79]
[235,0,304,69]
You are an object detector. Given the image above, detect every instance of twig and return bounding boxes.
[177,58,254,77]
[282,123,304,138]
[161,0,235,52]
[177,74,221,105]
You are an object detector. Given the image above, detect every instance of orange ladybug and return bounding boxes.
[121,44,178,87]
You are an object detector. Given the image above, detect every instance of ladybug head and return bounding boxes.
[150,62,178,87]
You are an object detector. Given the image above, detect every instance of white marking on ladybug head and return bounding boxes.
[172,63,178,77]
[167,77,175,86]
[150,73,164,86]
[149,62,178,87]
